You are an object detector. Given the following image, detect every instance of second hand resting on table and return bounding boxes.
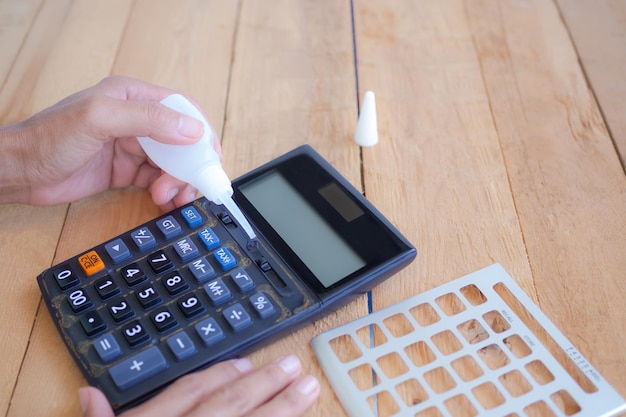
[0,75,320,417]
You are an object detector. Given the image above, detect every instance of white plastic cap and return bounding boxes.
[354,91,378,147]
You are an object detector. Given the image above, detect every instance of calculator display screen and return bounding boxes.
[240,171,366,287]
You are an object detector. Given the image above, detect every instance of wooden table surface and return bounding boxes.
[1,1,625,416]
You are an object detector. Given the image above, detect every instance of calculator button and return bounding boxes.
[213,247,237,271]
[188,257,216,283]
[122,320,150,347]
[108,297,135,322]
[67,288,93,313]
[121,263,147,287]
[94,333,121,363]
[150,307,178,332]
[173,237,199,262]
[166,331,197,361]
[177,293,205,318]
[80,310,107,336]
[197,227,220,250]
[156,215,182,239]
[109,346,167,390]
[230,268,255,292]
[223,304,252,332]
[148,250,173,274]
[94,275,120,300]
[203,278,232,306]
[249,292,275,319]
[181,206,203,227]
[53,265,79,290]
[104,238,131,264]
[163,272,188,295]
[194,317,224,346]
[136,284,162,309]
[78,250,105,276]
[130,227,157,251]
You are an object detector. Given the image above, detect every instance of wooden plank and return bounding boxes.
[467,0,626,398]
[221,1,359,415]
[0,1,75,415]
[0,0,43,88]
[556,0,626,169]
[5,1,135,416]
[8,1,240,416]
[353,0,532,303]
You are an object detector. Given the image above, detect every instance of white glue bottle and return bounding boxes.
[138,93,256,240]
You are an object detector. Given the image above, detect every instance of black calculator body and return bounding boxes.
[37,145,416,412]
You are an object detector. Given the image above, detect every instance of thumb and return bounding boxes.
[79,387,115,417]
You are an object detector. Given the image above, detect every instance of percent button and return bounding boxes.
[249,292,275,319]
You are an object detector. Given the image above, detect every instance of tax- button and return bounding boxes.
[109,346,167,390]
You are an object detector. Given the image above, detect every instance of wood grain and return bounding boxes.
[221,1,359,415]
[1,0,625,415]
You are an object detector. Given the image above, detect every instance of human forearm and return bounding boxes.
[0,123,30,204]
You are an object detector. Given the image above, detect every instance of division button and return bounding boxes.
[166,331,197,361]
[94,333,121,363]
[104,238,131,264]
[78,250,105,276]
[194,317,224,346]
[108,346,168,390]
[156,215,182,239]
[223,303,252,332]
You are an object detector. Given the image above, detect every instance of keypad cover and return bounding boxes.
[37,145,416,412]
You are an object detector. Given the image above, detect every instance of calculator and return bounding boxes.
[37,145,416,412]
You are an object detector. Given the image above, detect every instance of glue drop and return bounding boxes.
[138,93,256,240]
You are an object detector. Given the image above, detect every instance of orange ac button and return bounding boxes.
[78,250,105,276]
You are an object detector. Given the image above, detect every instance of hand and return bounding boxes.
[0,75,215,211]
[80,355,320,417]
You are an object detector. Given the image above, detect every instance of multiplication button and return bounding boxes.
[108,346,167,390]
[194,317,224,346]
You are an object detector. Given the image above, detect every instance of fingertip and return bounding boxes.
[79,386,115,417]
[295,375,320,397]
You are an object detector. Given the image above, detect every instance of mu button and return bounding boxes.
[78,250,105,276]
